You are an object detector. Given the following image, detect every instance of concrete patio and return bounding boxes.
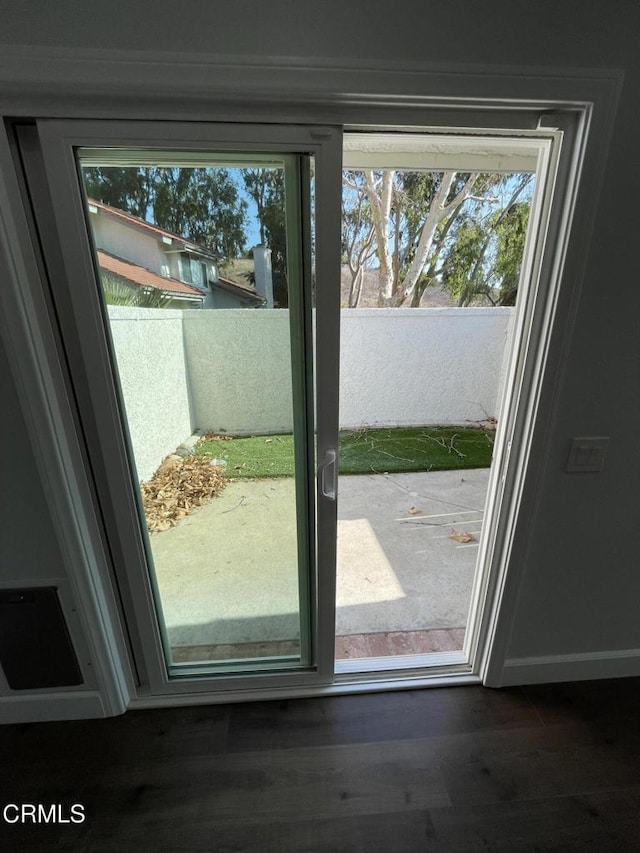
[149,468,489,660]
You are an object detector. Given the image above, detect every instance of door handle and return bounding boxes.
[319,449,337,501]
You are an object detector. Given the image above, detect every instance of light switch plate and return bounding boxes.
[566,437,609,473]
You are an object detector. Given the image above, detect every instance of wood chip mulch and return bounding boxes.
[140,454,228,533]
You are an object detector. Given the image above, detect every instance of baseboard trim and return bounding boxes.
[0,690,106,724]
[499,649,640,686]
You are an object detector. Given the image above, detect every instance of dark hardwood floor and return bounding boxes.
[2,679,640,851]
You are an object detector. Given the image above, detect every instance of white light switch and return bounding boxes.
[566,437,609,473]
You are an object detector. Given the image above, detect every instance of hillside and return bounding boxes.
[340,266,456,308]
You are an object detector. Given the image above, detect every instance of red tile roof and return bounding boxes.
[212,276,265,304]
[97,250,205,299]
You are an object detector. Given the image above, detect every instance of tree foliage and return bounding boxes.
[83,167,154,220]
[153,168,247,260]
[83,166,248,263]
[440,177,532,306]
[492,200,531,305]
[242,168,289,307]
[342,170,376,307]
[341,168,533,307]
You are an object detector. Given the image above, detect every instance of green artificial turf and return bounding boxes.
[338,426,494,474]
[197,426,495,479]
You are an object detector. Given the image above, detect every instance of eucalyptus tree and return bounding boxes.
[439,176,532,306]
[341,168,533,308]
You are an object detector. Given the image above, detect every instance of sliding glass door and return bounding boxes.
[24,121,342,693]
[16,114,570,697]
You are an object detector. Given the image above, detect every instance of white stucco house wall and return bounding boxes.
[87,198,265,309]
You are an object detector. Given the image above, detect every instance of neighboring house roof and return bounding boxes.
[88,198,218,261]
[212,276,265,304]
[97,250,205,300]
[89,198,265,305]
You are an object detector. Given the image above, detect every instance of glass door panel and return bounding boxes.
[77,150,315,675]
[336,131,541,671]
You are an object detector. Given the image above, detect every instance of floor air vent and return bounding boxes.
[0,587,84,690]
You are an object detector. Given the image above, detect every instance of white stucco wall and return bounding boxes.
[107,306,514,478]
[182,307,514,434]
[107,306,193,481]
[182,310,294,434]
[338,308,514,429]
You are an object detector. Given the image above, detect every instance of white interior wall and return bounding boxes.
[1,0,639,693]
[0,336,64,582]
